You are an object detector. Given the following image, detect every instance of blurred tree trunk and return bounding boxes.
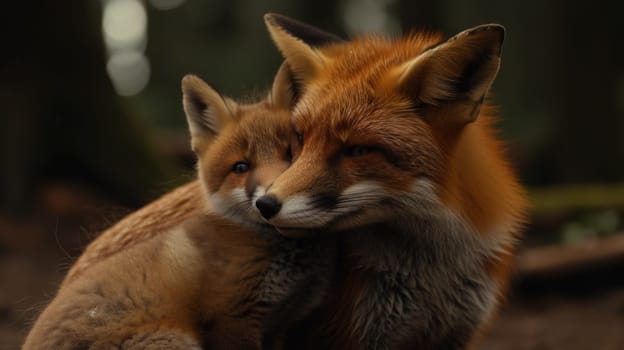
[396,0,444,31]
[530,1,624,184]
[299,0,344,35]
[1,0,184,213]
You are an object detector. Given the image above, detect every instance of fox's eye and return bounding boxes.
[343,145,374,158]
[232,161,250,174]
[296,132,303,145]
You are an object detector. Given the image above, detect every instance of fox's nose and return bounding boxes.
[255,195,282,220]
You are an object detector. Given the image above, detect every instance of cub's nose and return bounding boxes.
[255,195,282,220]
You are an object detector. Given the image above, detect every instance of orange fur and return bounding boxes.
[264,15,528,349]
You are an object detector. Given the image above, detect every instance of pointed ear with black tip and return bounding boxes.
[264,13,343,86]
[382,24,504,125]
[181,74,238,153]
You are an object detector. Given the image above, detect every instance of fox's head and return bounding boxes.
[255,14,525,236]
[181,19,342,232]
[181,66,300,231]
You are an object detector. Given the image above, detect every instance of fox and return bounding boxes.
[253,14,529,349]
[22,65,337,349]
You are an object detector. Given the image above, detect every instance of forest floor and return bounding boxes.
[1,183,623,350]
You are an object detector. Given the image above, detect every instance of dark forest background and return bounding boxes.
[1,0,624,348]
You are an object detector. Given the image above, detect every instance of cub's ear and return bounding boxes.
[181,75,238,152]
[264,13,343,86]
[383,24,504,124]
[270,62,297,109]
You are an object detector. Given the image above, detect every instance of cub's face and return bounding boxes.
[182,74,295,231]
[197,104,294,230]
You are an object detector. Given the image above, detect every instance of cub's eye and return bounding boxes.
[285,145,293,162]
[343,145,375,158]
[232,161,250,174]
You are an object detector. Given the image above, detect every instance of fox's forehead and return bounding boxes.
[295,87,372,129]
[294,79,413,134]
[293,91,432,158]
[318,33,442,78]
[293,35,442,126]
[232,106,292,151]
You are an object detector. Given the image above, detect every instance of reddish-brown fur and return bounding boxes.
[272,32,526,236]
[264,15,528,349]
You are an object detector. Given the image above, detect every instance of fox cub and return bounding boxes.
[22,66,335,350]
[258,14,528,349]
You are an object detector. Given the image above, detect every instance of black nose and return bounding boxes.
[255,195,282,220]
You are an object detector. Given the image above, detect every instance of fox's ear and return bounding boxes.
[264,13,342,86]
[181,75,238,152]
[383,24,504,124]
[270,62,297,109]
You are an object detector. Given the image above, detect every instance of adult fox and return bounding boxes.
[22,66,336,349]
[255,14,528,349]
